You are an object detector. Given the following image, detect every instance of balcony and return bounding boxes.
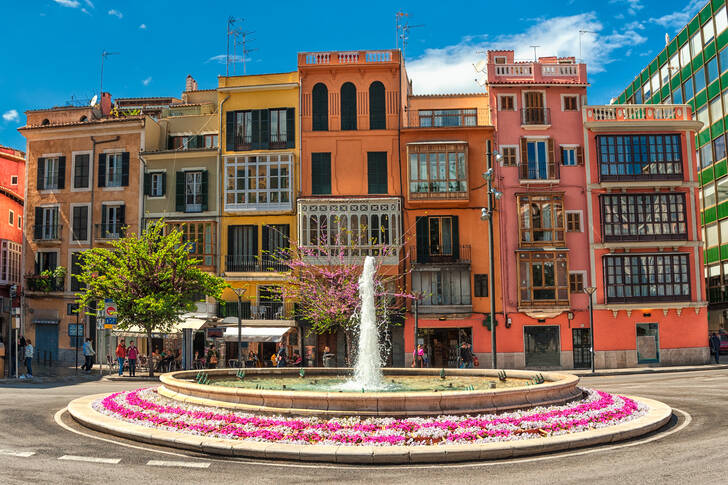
[519,159,559,182]
[411,268,472,314]
[297,198,402,265]
[300,50,398,66]
[402,108,489,128]
[407,245,471,265]
[584,104,702,132]
[521,108,551,126]
[217,300,294,321]
[225,255,289,273]
[25,274,64,293]
[95,223,128,241]
[32,224,62,242]
[488,61,587,84]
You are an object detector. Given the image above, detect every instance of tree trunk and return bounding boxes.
[147,329,154,378]
[344,326,355,367]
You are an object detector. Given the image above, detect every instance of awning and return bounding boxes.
[112,317,207,337]
[223,326,292,343]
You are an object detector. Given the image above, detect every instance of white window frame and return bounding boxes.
[497,94,517,111]
[38,204,60,240]
[103,150,123,189]
[569,270,587,293]
[71,150,92,192]
[703,19,715,46]
[35,249,60,274]
[560,94,579,112]
[565,210,583,233]
[69,202,91,244]
[716,6,728,35]
[10,175,17,186]
[224,153,293,212]
[185,171,203,213]
[499,144,519,166]
[39,153,62,192]
[101,202,125,239]
[68,248,87,292]
[8,210,13,226]
[149,170,166,198]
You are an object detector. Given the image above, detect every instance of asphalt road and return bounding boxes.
[0,370,726,485]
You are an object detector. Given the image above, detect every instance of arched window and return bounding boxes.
[340,82,357,131]
[41,119,50,126]
[369,81,385,130]
[312,83,328,131]
[80,115,88,122]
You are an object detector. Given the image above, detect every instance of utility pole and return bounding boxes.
[482,141,503,369]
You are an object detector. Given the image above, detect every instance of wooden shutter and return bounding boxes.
[547,138,556,179]
[226,111,236,151]
[201,170,209,211]
[143,173,151,196]
[176,171,185,212]
[167,136,175,150]
[260,109,270,150]
[34,207,42,240]
[415,216,429,264]
[161,172,167,196]
[121,152,130,186]
[37,158,45,190]
[451,216,460,260]
[576,146,584,165]
[227,225,237,256]
[57,156,66,189]
[98,154,106,187]
[262,224,270,253]
[101,205,107,232]
[286,108,295,148]
[251,110,261,149]
[119,205,125,225]
[519,138,529,179]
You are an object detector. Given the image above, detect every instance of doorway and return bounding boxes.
[636,323,659,364]
[524,325,560,367]
[417,327,472,368]
[35,324,59,362]
[316,331,337,366]
[572,328,591,369]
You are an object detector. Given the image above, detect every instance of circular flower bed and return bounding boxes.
[93,388,646,446]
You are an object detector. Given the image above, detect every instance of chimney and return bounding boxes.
[185,74,195,92]
[100,92,112,116]
[192,78,198,91]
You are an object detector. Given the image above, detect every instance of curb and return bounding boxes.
[573,364,728,378]
[67,392,673,464]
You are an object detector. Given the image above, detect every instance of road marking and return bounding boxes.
[147,460,210,468]
[58,455,121,464]
[0,450,35,458]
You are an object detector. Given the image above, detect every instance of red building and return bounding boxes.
[0,145,24,367]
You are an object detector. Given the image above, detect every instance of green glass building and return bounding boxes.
[615,0,728,330]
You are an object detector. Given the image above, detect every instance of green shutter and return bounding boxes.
[98,154,106,187]
[161,172,167,196]
[37,157,45,190]
[176,171,185,212]
[688,15,700,35]
[678,28,689,47]
[311,153,331,195]
[201,170,209,211]
[226,111,236,151]
[718,201,728,219]
[286,108,295,148]
[34,207,42,240]
[415,216,429,264]
[451,216,459,260]
[260,109,270,149]
[121,152,130,186]
[367,152,387,194]
[144,173,151,196]
[705,41,717,60]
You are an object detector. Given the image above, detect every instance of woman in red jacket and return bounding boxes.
[115,340,126,376]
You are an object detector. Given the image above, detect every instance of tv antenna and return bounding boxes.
[529,45,540,62]
[100,50,120,98]
[578,30,596,63]
[226,17,244,76]
[235,31,257,75]
[395,12,423,60]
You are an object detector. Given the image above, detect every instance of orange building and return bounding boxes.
[400,93,500,367]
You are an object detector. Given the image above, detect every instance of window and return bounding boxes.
[715,135,727,162]
[73,153,89,189]
[697,105,710,129]
[226,225,258,272]
[418,109,476,127]
[561,146,582,166]
[224,154,292,210]
[18,216,21,229]
[660,64,670,86]
[634,88,643,104]
[643,82,651,101]
[270,108,289,147]
[718,176,728,203]
[146,172,165,197]
[428,216,455,257]
[601,193,687,241]
[37,156,64,190]
[369,81,386,129]
[367,152,387,194]
[672,86,683,104]
[474,274,488,297]
[34,251,57,274]
[520,139,557,180]
[669,53,679,77]
[10,175,17,185]
[185,171,203,213]
[708,56,719,85]
[700,142,713,168]
[312,83,328,131]
[100,204,125,239]
[518,251,569,306]
[169,222,216,267]
[690,33,702,59]
[569,272,584,293]
[684,77,694,100]
[517,194,564,246]
[235,111,252,148]
[106,153,122,187]
[72,205,89,241]
[70,252,85,292]
[501,146,517,166]
[717,6,728,35]
[694,67,706,93]
[98,152,128,188]
[566,211,581,232]
[604,254,690,303]
[706,223,719,247]
[494,56,507,64]
[414,216,462,263]
[227,109,295,151]
[204,134,218,148]
[680,42,691,69]
[562,95,578,111]
[311,152,331,195]
[498,95,515,111]
[8,210,13,225]
[262,224,290,271]
[703,19,715,46]
[34,206,59,240]
[650,72,660,95]
[0,240,21,285]
[411,268,471,306]
[597,135,682,181]
[408,143,467,198]
[341,82,357,130]
[705,184,717,208]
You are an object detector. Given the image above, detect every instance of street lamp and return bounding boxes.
[412,291,423,365]
[584,286,597,373]
[232,287,247,367]
[482,141,503,369]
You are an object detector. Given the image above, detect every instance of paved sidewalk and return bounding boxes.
[571,363,728,377]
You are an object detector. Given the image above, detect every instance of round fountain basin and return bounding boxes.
[159,368,582,417]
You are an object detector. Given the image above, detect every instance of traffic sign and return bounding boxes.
[104,298,117,325]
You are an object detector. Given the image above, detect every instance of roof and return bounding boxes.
[0,145,25,156]
[487,80,589,86]
[115,96,179,102]
[19,116,145,131]
[25,105,91,114]
[410,93,488,98]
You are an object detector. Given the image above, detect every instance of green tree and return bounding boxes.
[76,219,228,376]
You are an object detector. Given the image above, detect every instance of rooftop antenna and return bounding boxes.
[226,17,244,77]
[529,45,539,62]
[100,50,120,98]
[395,12,408,50]
[578,30,596,63]
[396,12,423,60]
[235,31,257,75]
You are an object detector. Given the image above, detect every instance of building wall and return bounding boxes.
[0,147,25,243]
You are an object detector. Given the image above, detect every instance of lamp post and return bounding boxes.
[584,286,597,373]
[482,140,503,369]
[413,291,423,365]
[232,287,247,367]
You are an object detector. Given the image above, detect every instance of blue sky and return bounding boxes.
[0,0,707,150]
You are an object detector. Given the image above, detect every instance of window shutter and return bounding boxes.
[312,83,329,131]
[226,111,236,151]
[98,154,106,187]
[286,108,295,148]
[227,225,236,256]
[49,252,57,271]
[415,217,429,264]
[451,216,460,260]
[262,225,270,253]
[34,207,42,240]
[161,172,167,196]
[560,147,565,165]
[175,171,185,212]
[167,136,174,150]
[119,205,125,225]
[311,153,332,195]
[37,158,45,190]
[548,138,556,164]
[101,205,107,226]
[251,110,261,149]
[121,152,130,186]
[367,152,387,194]
[201,170,209,211]
[260,109,270,149]
[519,138,529,179]
[144,173,151,196]
[57,156,66,189]
[547,138,556,179]
[576,146,584,165]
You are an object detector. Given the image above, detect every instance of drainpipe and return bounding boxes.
[218,95,230,278]
[139,153,147,228]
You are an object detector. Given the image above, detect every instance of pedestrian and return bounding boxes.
[412,344,425,368]
[206,344,218,369]
[709,332,721,364]
[24,338,33,378]
[82,338,95,372]
[115,339,126,376]
[276,344,287,367]
[18,335,25,369]
[459,342,474,369]
[127,341,138,377]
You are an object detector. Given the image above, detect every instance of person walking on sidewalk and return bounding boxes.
[82,338,95,372]
[126,341,138,377]
[709,333,721,364]
[24,339,33,378]
[115,340,126,376]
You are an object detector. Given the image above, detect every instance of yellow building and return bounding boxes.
[217,72,300,364]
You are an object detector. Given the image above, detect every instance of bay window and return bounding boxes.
[224,154,292,211]
[408,143,467,199]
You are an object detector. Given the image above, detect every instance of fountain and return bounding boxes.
[350,255,384,390]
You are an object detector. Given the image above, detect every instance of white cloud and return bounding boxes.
[142,77,152,86]
[206,54,248,64]
[139,23,147,30]
[108,9,123,19]
[84,0,94,7]
[649,0,703,30]
[2,110,19,123]
[609,0,644,16]
[405,13,646,94]
[53,0,81,7]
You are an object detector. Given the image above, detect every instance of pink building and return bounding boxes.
[486,51,592,368]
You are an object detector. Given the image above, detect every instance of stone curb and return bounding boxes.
[572,364,728,378]
[67,392,672,464]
